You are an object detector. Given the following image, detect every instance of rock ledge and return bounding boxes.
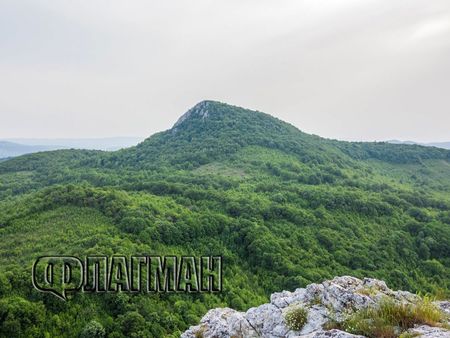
[181,276,450,338]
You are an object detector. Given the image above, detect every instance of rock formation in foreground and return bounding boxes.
[182,276,450,338]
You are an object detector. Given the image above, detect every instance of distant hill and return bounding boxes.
[430,142,450,149]
[0,137,144,158]
[388,140,450,150]
[0,141,61,158]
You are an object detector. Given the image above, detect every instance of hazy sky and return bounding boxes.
[0,0,449,142]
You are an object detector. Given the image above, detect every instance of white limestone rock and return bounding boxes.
[173,101,211,132]
[408,325,450,337]
[181,276,450,338]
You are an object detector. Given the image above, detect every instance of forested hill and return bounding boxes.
[0,101,449,337]
[1,100,449,173]
[112,100,450,168]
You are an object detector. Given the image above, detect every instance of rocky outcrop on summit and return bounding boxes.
[173,100,211,130]
[181,276,450,338]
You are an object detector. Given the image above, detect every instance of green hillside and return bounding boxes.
[0,101,449,337]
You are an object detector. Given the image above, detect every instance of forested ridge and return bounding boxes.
[0,100,449,337]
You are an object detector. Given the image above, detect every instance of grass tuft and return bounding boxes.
[284,306,308,331]
[338,296,445,338]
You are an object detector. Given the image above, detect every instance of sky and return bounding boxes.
[0,0,449,142]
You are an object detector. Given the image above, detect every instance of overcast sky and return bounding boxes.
[0,0,449,142]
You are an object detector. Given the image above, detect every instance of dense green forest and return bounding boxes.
[0,101,449,337]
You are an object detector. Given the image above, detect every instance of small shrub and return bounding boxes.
[194,326,205,338]
[284,306,308,331]
[357,286,378,297]
[310,295,322,305]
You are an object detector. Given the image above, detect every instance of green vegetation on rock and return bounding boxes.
[284,306,308,331]
[340,296,445,338]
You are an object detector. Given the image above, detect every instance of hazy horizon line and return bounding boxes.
[1,136,448,145]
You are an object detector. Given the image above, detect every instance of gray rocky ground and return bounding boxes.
[181,276,450,338]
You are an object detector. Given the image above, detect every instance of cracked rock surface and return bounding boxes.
[181,276,450,338]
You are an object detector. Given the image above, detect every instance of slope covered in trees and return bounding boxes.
[0,101,449,337]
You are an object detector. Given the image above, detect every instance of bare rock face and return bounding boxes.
[173,101,211,131]
[181,276,450,338]
[407,325,450,337]
[435,301,450,316]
